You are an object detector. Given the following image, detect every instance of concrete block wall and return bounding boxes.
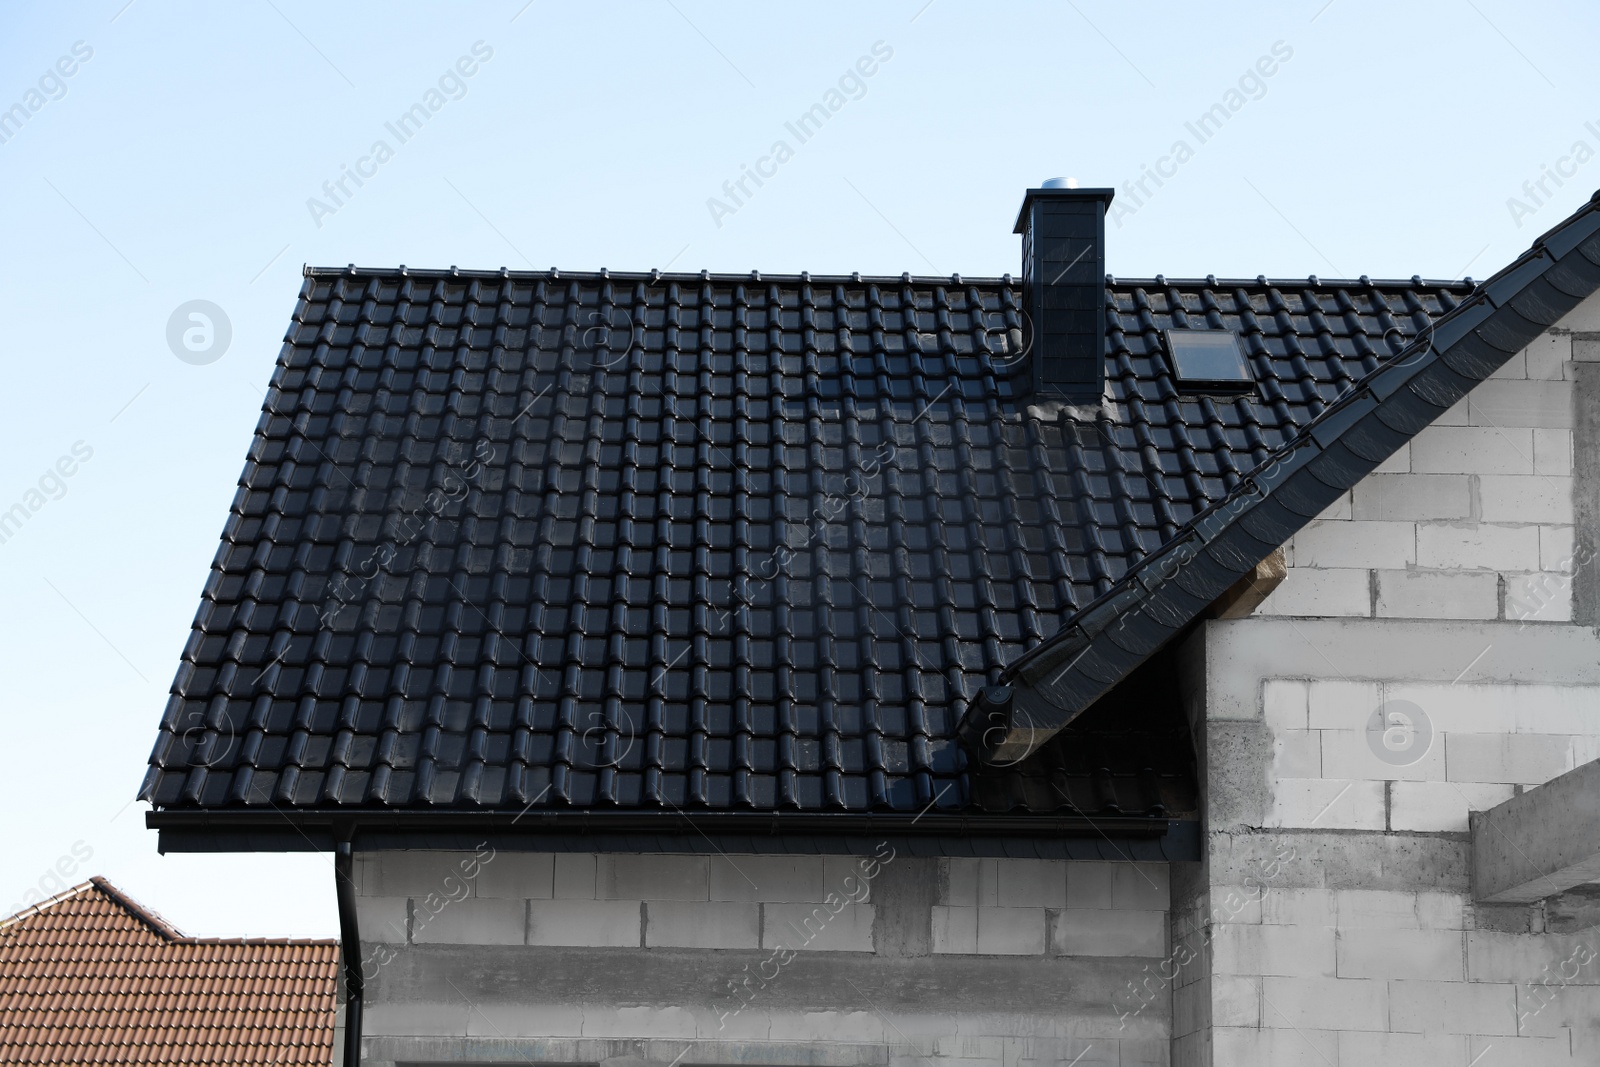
[1262,678,1589,833]
[1177,854,1600,1066]
[353,849,1174,1067]
[1258,318,1595,625]
[932,857,1169,957]
[1175,617,1600,1066]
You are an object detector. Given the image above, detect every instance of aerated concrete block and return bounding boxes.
[1335,928,1465,980]
[763,902,875,953]
[1291,520,1417,569]
[1051,908,1164,958]
[1257,975,1387,1032]
[1411,426,1535,475]
[599,854,708,901]
[930,905,978,954]
[1478,475,1575,524]
[973,906,1046,955]
[1387,978,1518,1037]
[526,899,639,947]
[1351,474,1471,522]
[411,897,526,946]
[1468,380,1574,429]
[1374,569,1498,620]
[1447,733,1573,785]
[1416,523,1541,571]
[708,856,823,902]
[643,900,758,949]
[995,858,1067,909]
[473,852,554,899]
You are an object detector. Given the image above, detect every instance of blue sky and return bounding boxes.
[2,0,1596,937]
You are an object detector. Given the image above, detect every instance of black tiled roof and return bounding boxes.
[141,265,1474,825]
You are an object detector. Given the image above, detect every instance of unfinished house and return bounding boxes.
[143,183,1600,1066]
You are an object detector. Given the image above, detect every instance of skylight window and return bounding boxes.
[1164,329,1253,392]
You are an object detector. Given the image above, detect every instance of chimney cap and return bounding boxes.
[1041,177,1078,189]
[1014,185,1116,234]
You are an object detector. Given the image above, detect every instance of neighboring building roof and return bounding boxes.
[139,192,1600,852]
[0,878,338,1065]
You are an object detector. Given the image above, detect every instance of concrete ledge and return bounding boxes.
[1208,831,1468,893]
[359,1034,896,1067]
[1199,618,1600,723]
[363,943,1167,1026]
[1472,758,1600,903]
[359,1029,1157,1066]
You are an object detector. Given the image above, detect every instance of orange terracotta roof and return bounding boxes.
[0,877,339,1065]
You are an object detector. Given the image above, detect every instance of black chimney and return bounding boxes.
[1014,180,1115,400]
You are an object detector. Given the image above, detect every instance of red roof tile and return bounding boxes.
[0,878,338,1065]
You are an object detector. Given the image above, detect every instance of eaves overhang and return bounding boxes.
[961,190,1600,765]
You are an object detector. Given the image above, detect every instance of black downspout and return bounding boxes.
[334,838,363,1067]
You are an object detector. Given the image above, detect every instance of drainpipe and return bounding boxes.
[334,838,363,1067]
